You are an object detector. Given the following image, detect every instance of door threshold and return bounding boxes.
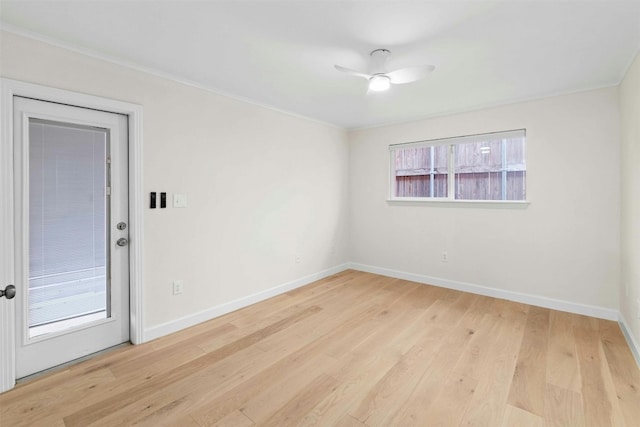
[30,311,107,338]
[16,342,130,384]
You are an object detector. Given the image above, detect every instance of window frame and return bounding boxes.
[388,129,528,204]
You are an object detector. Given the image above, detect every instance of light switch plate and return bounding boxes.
[173,193,187,208]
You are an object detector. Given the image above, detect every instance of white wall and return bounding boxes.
[348,88,621,311]
[620,52,640,350]
[0,31,350,330]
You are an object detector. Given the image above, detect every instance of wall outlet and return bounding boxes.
[173,280,184,295]
[295,255,301,264]
[441,251,448,262]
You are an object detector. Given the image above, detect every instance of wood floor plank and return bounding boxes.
[599,320,640,427]
[544,383,586,427]
[547,310,581,392]
[0,367,116,427]
[110,345,271,427]
[87,305,346,427]
[258,279,411,354]
[1,271,639,427]
[301,298,449,425]
[507,306,550,416]
[384,296,498,425]
[598,340,631,426]
[99,276,410,427]
[333,414,367,427]
[75,344,270,426]
[110,344,206,379]
[574,325,615,427]
[301,353,399,426]
[348,332,451,426]
[85,298,352,426]
[232,273,376,333]
[443,297,507,383]
[501,404,544,427]
[232,353,336,423]
[259,373,339,427]
[411,371,478,426]
[185,347,336,426]
[149,321,238,352]
[384,315,483,425]
[457,300,529,426]
[571,313,600,331]
[320,284,427,359]
[62,305,322,426]
[212,410,255,427]
[187,276,422,426]
[0,341,145,407]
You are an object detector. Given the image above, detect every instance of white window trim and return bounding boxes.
[386,198,530,208]
[388,129,528,205]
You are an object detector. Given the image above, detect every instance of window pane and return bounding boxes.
[393,145,448,198]
[454,136,526,200]
[29,119,108,331]
[505,137,526,200]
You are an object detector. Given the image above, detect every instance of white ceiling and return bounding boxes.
[1,1,639,129]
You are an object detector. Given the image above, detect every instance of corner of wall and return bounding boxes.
[619,51,640,363]
[619,312,640,369]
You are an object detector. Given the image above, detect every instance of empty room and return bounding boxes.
[1,1,639,426]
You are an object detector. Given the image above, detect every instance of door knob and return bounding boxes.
[116,238,128,247]
[1,284,16,299]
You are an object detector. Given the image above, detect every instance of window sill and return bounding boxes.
[386,198,530,209]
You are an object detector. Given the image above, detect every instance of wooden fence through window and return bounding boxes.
[393,137,526,200]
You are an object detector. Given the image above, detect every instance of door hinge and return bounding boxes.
[106,157,112,164]
[106,186,111,196]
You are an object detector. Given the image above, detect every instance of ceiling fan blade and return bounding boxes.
[335,64,372,80]
[386,65,435,84]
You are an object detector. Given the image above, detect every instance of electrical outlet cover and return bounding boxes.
[173,280,184,295]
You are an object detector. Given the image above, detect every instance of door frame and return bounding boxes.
[0,78,144,393]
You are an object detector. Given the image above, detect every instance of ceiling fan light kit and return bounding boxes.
[335,48,435,93]
[368,75,391,92]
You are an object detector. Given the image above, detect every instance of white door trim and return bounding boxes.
[0,78,144,393]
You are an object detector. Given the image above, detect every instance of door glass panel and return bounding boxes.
[28,118,109,338]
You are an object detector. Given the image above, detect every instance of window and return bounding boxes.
[390,129,526,201]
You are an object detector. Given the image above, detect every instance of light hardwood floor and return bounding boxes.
[1,270,639,426]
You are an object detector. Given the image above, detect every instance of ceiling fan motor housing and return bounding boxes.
[370,49,391,74]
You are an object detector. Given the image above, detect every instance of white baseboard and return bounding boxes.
[143,261,633,357]
[349,262,619,321]
[618,313,640,369]
[144,263,350,342]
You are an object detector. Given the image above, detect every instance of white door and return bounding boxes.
[12,96,130,378]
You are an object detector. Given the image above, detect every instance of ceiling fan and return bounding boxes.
[335,49,435,92]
